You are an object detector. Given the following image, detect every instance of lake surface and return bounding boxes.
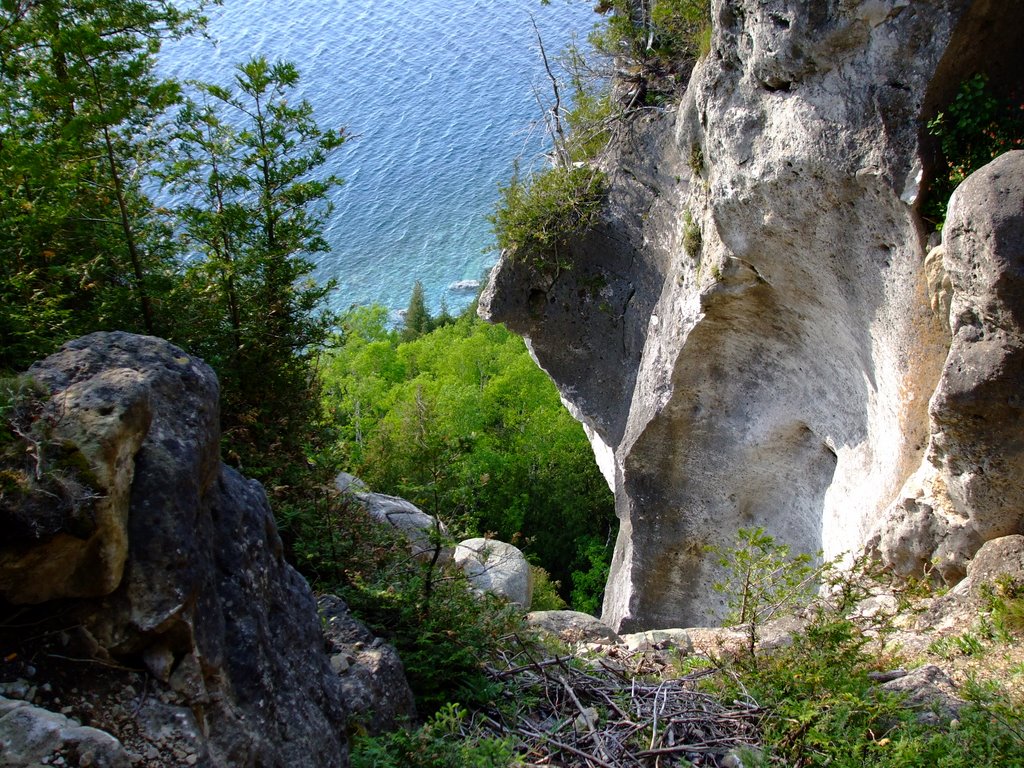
[159,0,597,317]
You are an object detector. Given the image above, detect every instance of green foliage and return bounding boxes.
[555,38,616,163]
[987,575,1024,634]
[299,494,524,715]
[345,566,517,714]
[161,56,344,479]
[0,0,205,371]
[649,0,713,62]
[926,74,1024,227]
[712,527,817,658]
[926,575,1024,658]
[562,76,615,162]
[590,0,711,90]
[321,307,616,610]
[688,141,705,177]
[350,703,515,768]
[725,616,1024,767]
[570,535,613,616]
[490,163,606,274]
[530,565,568,611]
[705,543,1024,766]
[402,281,432,341]
[0,7,343,505]
[682,209,702,257]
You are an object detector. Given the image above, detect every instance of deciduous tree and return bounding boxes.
[0,0,203,371]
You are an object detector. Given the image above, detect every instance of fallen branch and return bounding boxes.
[481,645,761,766]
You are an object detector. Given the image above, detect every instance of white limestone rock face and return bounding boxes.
[455,538,533,608]
[482,1,1024,630]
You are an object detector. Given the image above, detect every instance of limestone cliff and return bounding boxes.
[482,0,1024,630]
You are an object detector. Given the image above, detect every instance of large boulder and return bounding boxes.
[346,481,452,563]
[871,152,1024,581]
[482,0,1024,630]
[361,492,450,561]
[0,333,349,767]
[526,610,622,646]
[918,534,1024,632]
[0,696,129,768]
[454,538,533,608]
[0,356,152,603]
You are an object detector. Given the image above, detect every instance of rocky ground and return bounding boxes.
[0,593,416,768]
[3,536,1021,767]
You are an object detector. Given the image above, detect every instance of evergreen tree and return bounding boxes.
[0,0,203,371]
[402,280,431,341]
[163,57,345,473]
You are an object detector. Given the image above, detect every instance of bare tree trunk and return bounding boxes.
[531,15,570,168]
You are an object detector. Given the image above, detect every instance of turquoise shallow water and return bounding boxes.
[159,0,596,316]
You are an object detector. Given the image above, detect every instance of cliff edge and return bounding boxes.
[482,0,1024,630]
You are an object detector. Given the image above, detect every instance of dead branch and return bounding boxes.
[482,645,762,766]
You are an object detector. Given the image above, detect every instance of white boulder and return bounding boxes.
[454,538,533,608]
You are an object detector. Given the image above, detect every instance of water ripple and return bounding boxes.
[158,0,594,315]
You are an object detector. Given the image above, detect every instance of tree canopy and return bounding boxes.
[322,306,616,610]
[0,1,344,484]
[161,55,345,471]
[0,0,204,369]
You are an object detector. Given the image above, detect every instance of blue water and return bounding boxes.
[158,0,596,317]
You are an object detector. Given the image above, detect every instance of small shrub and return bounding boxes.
[563,68,614,162]
[704,557,1024,765]
[530,565,568,611]
[591,0,712,77]
[650,0,713,63]
[710,527,819,660]
[350,703,515,768]
[569,535,612,616]
[704,538,1024,766]
[682,209,702,257]
[294,493,526,715]
[490,164,607,275]
[688,141,705,177]
[987,575,1024,634]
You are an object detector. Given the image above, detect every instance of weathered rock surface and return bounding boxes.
[0,333,349,767]
[482,0,1024,630]
[454,538,533,608]
[0,355,152,603]
[348,485,452,563]
[620,628,695,654]
[319,595,417,734]
[0,696,129,768]
[878,665,966,724]
[871,151,1024,582]
[918,534,1024,632]
[527,610,623,646]
[335,471,369,494]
